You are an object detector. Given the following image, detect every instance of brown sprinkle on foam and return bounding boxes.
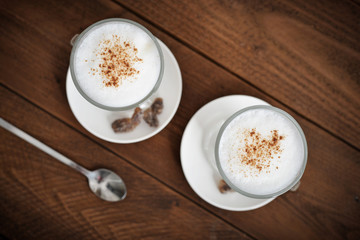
[89,34,143,88]
[238,128,285,175]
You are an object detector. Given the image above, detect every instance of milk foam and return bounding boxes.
[218,108,305,195]
[73,21,161,108]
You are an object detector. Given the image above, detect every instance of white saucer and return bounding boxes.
[180,95,275,211]
[66,39,182,143]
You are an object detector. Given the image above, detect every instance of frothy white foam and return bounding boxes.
[218,108,305,196]
[73,21,161,108]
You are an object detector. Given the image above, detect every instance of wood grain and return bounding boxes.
[114,0,360,149]
[1,0,360,239]
[0,87,250,240]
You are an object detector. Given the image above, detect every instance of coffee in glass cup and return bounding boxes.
[70,18,164,111]
[215,105,308,198]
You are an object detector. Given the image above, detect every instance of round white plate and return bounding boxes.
[180,95,275,211]
[66,39,182,143]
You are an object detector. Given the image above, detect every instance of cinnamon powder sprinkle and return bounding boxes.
[238,128,285,174]
[89,35,143,88]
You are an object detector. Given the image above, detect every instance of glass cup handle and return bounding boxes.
[290,181,301,191]
[70,34,79,46]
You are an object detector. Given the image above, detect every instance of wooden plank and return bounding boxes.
[0,87,249,240]
[113,0,360,149]
[1,0,360,239]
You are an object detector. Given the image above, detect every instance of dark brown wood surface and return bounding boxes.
[1,0,359,239]
[115,0,360,149]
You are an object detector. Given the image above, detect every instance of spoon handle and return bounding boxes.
[0,118,90,177]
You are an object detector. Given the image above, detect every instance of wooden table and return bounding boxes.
[1,0,359,239]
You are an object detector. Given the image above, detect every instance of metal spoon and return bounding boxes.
[0,118,127,202]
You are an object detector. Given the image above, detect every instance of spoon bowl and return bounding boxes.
[88,169,127,202]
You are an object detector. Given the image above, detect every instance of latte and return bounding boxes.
[217,107,306,196]
[71,19,162,108]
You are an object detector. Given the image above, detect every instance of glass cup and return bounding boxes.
[69,18,164,111]
[214,105,308,199]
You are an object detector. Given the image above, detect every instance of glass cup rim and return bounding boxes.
[215,105,308,199]
[69,18,164,111]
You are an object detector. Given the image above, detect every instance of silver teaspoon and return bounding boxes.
[0,118,127,202]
